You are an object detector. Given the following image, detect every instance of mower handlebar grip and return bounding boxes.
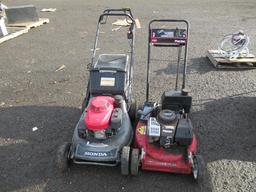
[99,13,135,24]
[103,8,134,18]
[149,19,189,30]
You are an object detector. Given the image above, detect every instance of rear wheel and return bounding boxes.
[192,155,205,183]
[130,148,140,176]
[121,146,130,175]
[57,142,71,173]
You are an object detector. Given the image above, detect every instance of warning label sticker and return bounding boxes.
[137,126,146,135]
[100,77,115,86]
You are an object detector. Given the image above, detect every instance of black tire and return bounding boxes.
[57,142,71,173]
[130,148,140,176]
[121,146,130,175]
[128,99,136,121]
[192,155,206,183]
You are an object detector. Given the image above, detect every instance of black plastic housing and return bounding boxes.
[175,118,193,146]
[111,108,123,129]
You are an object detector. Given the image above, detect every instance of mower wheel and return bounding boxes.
[57,142,71,173]
[130,148,140,176]
[192,155,206,183]
[121,146,130,175]
[128,99,137,121]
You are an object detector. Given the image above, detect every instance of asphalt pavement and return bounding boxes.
[0,0,256,191]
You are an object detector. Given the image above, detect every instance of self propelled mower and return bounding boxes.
[131,19,205,181]
[57,8,136,175]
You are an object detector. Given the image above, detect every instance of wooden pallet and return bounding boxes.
[0,27,29,44]
[7,18,49,28]
[0,18,49,44]
[207,50,256,69]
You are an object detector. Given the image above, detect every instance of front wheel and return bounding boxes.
[192,155,206,183]
[56,142,71,173]
[130,148,140,176]
[121,146,130,175]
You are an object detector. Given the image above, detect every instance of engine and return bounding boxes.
[148,109,178,148]
[78,95,123,140]
[147,109,193,148]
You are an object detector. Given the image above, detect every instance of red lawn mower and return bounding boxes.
[131,19,205,181]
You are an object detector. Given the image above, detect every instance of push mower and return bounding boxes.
[57,8,136,175]
[131,19,205,181]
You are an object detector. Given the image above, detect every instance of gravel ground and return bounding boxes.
[0,0,256,192]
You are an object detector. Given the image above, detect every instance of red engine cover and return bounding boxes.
[84,96,115,131]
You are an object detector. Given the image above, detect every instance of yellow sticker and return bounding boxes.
[137,126,145,135]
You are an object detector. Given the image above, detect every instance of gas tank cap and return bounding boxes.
[182,89,190,96]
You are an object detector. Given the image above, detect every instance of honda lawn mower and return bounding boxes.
[131,19,205,181]
[57,8,136,175]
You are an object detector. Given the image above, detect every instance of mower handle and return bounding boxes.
[103,8,134,18]
[149,19,189,30]
[99,13,135,24]
[146,19,189,102]
[148,19,189,44]
[90,11,136,88]
[100,8,134,24]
